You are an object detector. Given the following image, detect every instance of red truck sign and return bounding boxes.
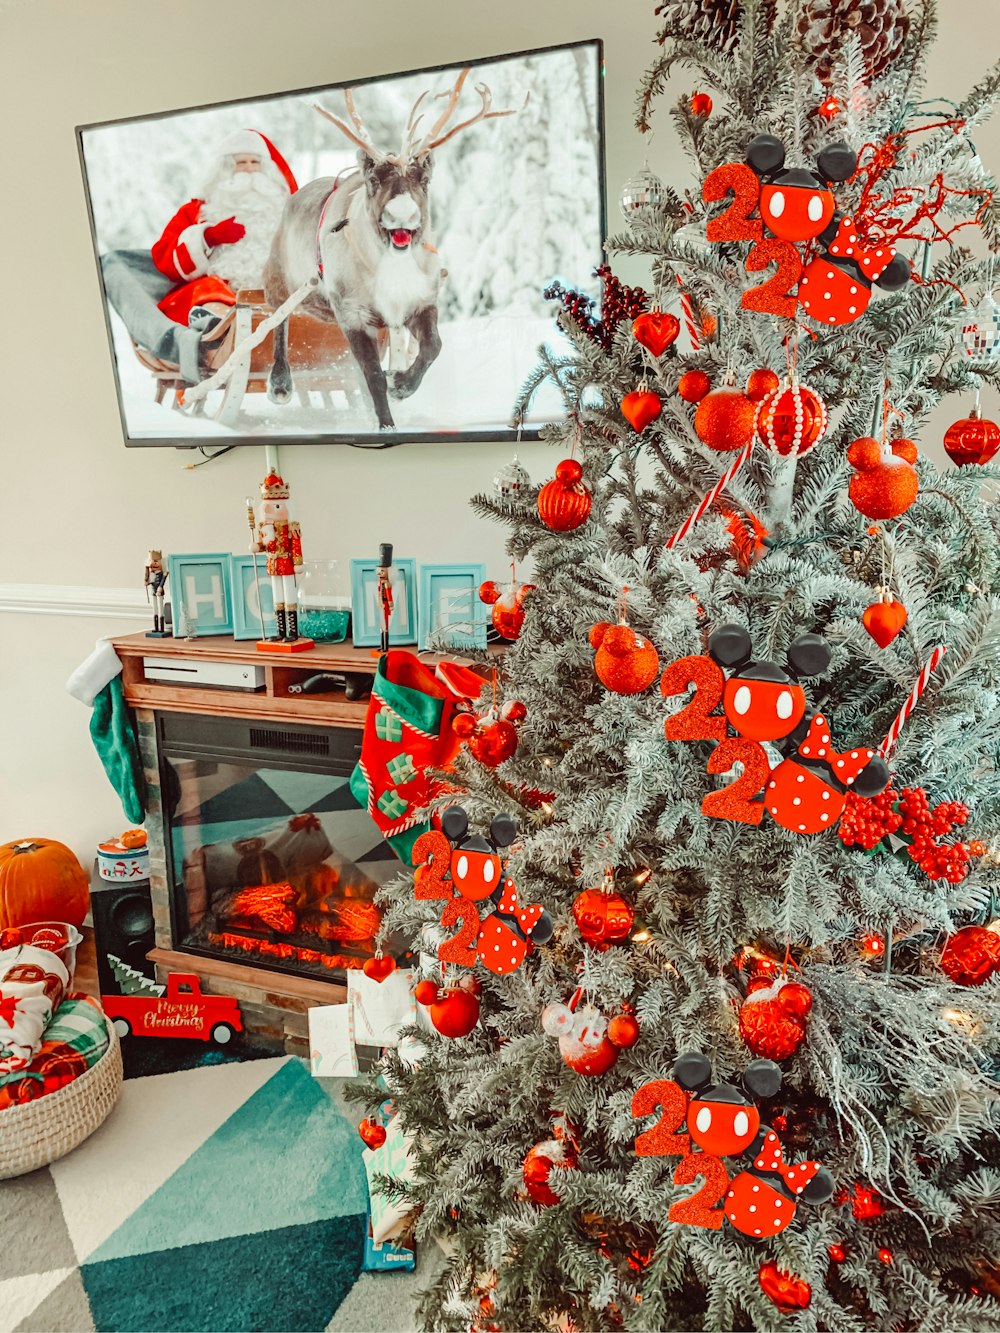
[103,974,243,1044]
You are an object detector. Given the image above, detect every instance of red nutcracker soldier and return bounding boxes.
[250,472,313,651]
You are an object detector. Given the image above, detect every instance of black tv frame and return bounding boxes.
[76,38,607,450]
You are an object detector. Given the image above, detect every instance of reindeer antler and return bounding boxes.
[314,91,387,161]
[407,69,521,157]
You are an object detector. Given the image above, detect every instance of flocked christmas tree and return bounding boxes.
[351,1,1000,1327]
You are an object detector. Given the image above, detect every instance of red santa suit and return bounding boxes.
[151,130,297,326]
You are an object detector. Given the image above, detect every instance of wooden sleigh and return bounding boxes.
[133,288,391,428]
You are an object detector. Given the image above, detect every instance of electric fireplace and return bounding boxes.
[157,712,400,983]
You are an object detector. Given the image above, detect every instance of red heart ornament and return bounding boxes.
[631,311,680,357]
[758,1263,812,1313]
[863,598,908,648]
[621,390,662,433]
[358,1118,387,1149]
[363,956,397,983]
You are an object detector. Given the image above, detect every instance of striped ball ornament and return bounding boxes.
[755,380,828,456]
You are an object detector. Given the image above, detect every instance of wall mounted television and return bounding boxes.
[77,39,606,449]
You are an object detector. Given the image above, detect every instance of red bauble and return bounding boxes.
[944,413,1000,466]
[940,925,1000,986]
[484,579,534,640]
[758,1263,812,1314]
[690,91,713,117]
[559,1030,620,1076]
[491,601,525,639]
[478,580,501,605]
[746,367,780,403]
[451,711,478,739]
[358,1118,387,1150]
[555,457,584,485]
[468,720,518,768]
[362,955,397,983]
[738,977,812,1060]
[414,979,440,1005]
[694,385,757,452]
[523,1136,577,1206]
[678,369,711,403]
[756,381,828,456]
[621,390,663,432]
[632,311,679,357]
[608,1013,640,1049]
[572,885,635,949]
[429,987,481,1038]
[538,473,592,531]
[847,437,919,519]
[590,621,660,694]
[863,597,908,648]
[501,700,527,723]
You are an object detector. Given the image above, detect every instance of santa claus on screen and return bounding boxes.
[151,129,297,329]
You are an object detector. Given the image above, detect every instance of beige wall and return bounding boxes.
[3,0,999,868]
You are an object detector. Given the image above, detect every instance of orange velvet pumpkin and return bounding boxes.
[0,839,90,930]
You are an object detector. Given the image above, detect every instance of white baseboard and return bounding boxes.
[0,583,150,619]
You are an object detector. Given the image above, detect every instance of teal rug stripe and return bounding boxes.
[90,1059,368,1262]
[81,1215,366,1332]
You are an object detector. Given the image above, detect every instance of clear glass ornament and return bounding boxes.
[493,455,532,500]
[296,559,350,642]
[619,166,667,221]
[541,1002,574,1037]
[962,293,1000,361]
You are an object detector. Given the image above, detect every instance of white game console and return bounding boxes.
[143,657,266,691]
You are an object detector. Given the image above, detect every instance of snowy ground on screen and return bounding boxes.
[110,311,568,441]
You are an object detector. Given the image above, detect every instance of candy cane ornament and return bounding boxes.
[879,645,947,757]
[666,441,754,550]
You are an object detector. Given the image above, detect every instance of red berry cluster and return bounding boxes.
[839,787,972,883]
[543,264,649,351]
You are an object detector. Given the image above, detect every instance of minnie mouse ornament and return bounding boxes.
[847,436,919,519]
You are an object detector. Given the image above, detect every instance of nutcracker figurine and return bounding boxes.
[144,550,170,637]
[250,472,313,650]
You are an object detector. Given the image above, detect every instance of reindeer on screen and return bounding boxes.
[263,69,518,430]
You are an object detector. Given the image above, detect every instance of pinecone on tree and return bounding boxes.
[796,0,910,84]
[654,0,775,53]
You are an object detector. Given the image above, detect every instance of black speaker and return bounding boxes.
[90,878,156,996]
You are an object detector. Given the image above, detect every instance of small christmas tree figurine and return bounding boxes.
[353,4,1000,1330]
[106,954,164,998]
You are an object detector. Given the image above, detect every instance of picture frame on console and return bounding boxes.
[418,563,487,651]
[350,558,417,647]
[229,554,279,640]
[167,553,234,637]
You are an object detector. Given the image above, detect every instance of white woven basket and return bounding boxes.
[0,1020,123,1179]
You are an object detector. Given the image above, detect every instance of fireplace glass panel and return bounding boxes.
[161,723,400,981]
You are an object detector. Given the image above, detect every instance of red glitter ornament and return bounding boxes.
[756,380,828,456]
[690,91,713,117]
[746,367,780,402]
[678,369,712,402]
[758,1263,812,1314]
[538,469,592,531]
[738,976,813,1060]
[468,720,518,768]
[523,1134,578,1206]
[940,925,1000,986]
[590,620,660,694]
[944,411,1000,466]
[694,384,757,452]
[847,436,919,519]
[572,882,635,949]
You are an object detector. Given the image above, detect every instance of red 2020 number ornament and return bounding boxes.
[702,163,764,243]
[661,655,727,742]
[742,239,803,319]
[631,1079,691,1157]
[668,1153,728,1230]
[702,738,770,825]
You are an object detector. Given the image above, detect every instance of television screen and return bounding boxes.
[77,40,606,448]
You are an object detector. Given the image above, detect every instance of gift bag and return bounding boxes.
[349,651,485,864]
[362,1107,418,1272]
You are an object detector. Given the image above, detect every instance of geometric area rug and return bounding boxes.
[0,1058,432,1333]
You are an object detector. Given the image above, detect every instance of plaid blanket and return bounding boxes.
[0,994,110,1110]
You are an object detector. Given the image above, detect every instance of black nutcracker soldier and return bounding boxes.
[674,1051,835,1239]
[144,550,170,638]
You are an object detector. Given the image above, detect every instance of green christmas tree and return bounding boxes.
[352,2,1000,1327]
[107,954,164,997]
